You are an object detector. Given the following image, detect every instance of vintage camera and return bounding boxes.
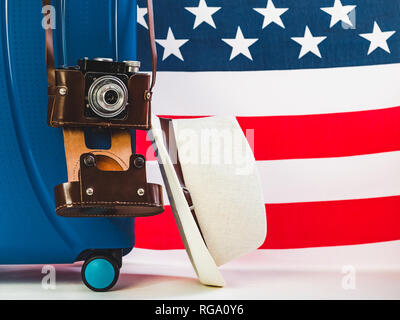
[79,58,141,120]
[47,56,152,129]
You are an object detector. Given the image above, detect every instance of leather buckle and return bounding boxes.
[182,187,195,211]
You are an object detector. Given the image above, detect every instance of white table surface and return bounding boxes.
[1,241,400,300]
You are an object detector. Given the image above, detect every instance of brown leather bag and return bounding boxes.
[42,0,164,218]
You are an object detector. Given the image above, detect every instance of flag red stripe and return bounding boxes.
[134,196,400,249]
[136,106,400,161]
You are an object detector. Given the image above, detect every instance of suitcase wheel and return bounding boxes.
[81,255,120,292]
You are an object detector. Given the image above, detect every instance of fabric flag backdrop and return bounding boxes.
[134,0,400,250]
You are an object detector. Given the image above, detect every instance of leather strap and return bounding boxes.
[63,128,134,182]
[159,118,203,233]
[42,0,157,92]
[146,0,157,92]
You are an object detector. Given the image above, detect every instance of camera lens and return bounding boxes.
[88,76,128,118]
[104,90,119,105]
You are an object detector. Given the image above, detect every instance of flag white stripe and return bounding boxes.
[147,150,400,205]
[152,63,400,117]
[146,161,171,205]
[258,151,400,203]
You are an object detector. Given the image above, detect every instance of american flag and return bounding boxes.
[133,0,400,250]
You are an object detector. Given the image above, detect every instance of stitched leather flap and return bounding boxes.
[54,153,164,217]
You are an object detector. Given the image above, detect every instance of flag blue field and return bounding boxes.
[138,0,400,71]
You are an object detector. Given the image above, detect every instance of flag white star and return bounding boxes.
[137,5,148,29]
[291,26,327,59]
[185,0,221,29]
[254,0,289,29]
[222,27,258,61]
[321,0,356,28]
[156,28,189,61]
[359,21,396,55]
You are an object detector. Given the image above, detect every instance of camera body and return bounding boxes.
[79,58,140,120]
[47,57,152,129]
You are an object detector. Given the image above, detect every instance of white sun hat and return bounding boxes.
[149,114,267,287]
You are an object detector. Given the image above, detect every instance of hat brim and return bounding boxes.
[149,114,225,287]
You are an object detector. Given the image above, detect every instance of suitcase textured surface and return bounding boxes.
[0,0,137,264]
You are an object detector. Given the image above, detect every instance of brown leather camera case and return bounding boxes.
[47,70,152,130]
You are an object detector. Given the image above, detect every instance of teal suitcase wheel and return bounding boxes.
[81,255,120,292]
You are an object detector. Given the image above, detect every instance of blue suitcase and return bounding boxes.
[0,0,139,291]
